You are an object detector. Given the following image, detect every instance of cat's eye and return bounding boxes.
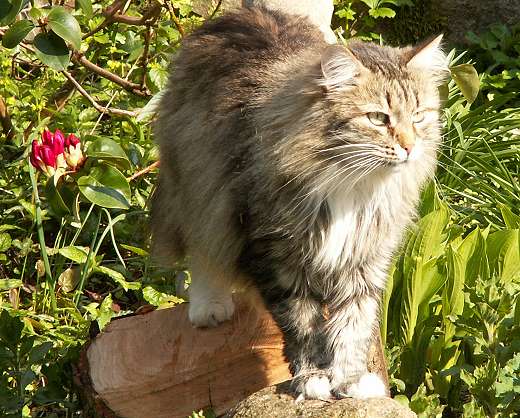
[367,112,389,126]
[413,111,425,123]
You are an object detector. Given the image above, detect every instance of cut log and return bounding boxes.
[75,297,390,418]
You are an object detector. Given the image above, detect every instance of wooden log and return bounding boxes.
[75,297,389,418]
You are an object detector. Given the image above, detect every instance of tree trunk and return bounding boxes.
[75,297,390,418]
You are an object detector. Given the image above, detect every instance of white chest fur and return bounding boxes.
[315,171,408,275]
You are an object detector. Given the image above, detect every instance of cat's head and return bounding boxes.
[316,36,447,185]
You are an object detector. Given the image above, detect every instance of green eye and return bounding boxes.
[413,111,425,123]
[367,112,389,126]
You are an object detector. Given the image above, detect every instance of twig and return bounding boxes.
[72,51,151,97]
[62,70,137,118]
[127,161,160,181]
[165,0,185,36]
[140,25,152,88]
[210,0,224,19]
[82,0,125,39]
[0,96,15,141]
[83,0,162,39]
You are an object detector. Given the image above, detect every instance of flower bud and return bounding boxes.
[52,129,65,157]
[30,128,84,175]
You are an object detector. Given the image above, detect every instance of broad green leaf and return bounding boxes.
[487,229,520,283]
[142,285,184,308]
[450,64,480,104]
[45,172,71,217]
[0,232,12,252]
[97,293,114,330]
[77,164,131,209]
[33,32,70,71]
[86,137,131,170]
[94,266,141,291]
[58,246,89,264]
[368,7,396,18]
[76,0,93,18]
[2,20,35,48]
[0,0,23,25]
[417,257,447,315]
[443,244,465,317]
[28,342,52,365]
[499,204,520,229]
[457,228,489,287]
[0,310,23,348]
[47,6,82,50]
[57,268,80,292]
[0,279,22,290]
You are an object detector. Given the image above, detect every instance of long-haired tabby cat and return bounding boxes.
[153,6,447,400]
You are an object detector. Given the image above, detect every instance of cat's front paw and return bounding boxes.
[188,296,235,327]
[295,375,333,400]
[343,373,387,399]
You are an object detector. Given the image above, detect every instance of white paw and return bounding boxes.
[346,373,387,399]
[188,296,235,327]
[302,375,332,400]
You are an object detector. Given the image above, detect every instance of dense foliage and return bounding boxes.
[0,1,519,417]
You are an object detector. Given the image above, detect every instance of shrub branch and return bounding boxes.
[62,70,137,118]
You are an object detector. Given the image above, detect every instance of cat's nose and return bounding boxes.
[403,144,414,155]
[396,128,415,157]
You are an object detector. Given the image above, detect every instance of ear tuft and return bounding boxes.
[406,35,448,82]
[320,45,363,91]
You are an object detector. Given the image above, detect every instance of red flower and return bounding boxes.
[30,129,83,176]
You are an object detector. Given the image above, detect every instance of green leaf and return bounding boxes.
[142,285,184,307]
[45,172,71,217]
[499,204,520,229]
[94,266,141,291]
[33,32,70,71]
[487,230,520,283]
[0,310,23,348]
[0,232,12,252]
[444,244,465,316]
[97,294,114,330]
[368,7,396,18]
[450,64,480,104]
[0,0,23,25]
[86,137,131,171]
[20,370,37,391]
[77,164,131,209]
[57,268,80,292]
[28,342,53,365]
[47,6,82,50]
[0,279,22,290]
[58,246,89,264]
[76,0,93,18]
[2,20,35,49]
[120,244,149,256]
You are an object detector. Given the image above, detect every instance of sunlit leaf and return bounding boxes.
[47,6,82,50]
[450,64,480,104]
[77,164,131,209]
[2,20,34,49]
[33,32,70,71]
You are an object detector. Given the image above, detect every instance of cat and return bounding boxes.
[152,6,447,400]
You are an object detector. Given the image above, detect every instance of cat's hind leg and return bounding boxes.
[188,257,235,327]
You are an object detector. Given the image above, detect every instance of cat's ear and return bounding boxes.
[406,35,448,79]
[320,45,365,91]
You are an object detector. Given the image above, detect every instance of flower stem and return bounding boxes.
[29,161,57,313]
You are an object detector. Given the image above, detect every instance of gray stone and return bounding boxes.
[226,382,417,418]
[438,0,520,45]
